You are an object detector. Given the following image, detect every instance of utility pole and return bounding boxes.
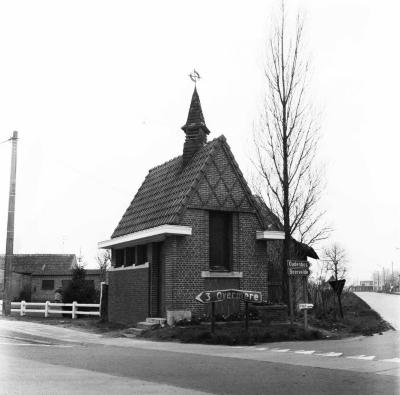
[392,261,394,283]
[3,131,18,316]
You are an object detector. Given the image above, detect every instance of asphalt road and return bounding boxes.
[0,318,399,394]
[355,292,400,330]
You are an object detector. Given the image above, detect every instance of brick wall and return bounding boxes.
[108,266,149,325]
[163,236,177,312]
[165,208,271,317]
[10,273,30,301]
[160,142,277,317]
[238,212,269,300]
[174,209,208,315]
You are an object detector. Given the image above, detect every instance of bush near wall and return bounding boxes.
[63,265,97,304]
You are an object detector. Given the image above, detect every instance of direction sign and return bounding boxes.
[287,260,310,269]
[298,303,314,310]
[288,268,310,276]
[195,289,262,304]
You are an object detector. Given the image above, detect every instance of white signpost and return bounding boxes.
[298,303,314,310]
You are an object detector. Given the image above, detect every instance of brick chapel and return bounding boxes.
[99,86,317,325]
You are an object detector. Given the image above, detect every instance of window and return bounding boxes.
[125,247,136,266]
[209,211,232,271]
[115,249,124,267]
[137,245,147,265]
[42,280,54,290]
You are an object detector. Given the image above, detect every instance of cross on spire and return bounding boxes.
[189,69,201,85]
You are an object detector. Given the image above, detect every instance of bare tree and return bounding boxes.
[323,243,347,318]
[323,243,347,281]
[253,2,330,302]
[96,249,111,282]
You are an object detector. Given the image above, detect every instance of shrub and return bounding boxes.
[63,264,97,304]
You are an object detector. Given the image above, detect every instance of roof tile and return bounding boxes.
[0,254,77,275]
[111,137,220,238]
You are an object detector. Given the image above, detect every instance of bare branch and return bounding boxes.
[253,2,329,247]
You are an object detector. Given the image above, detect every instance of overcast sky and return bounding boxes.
[0,0,399,282]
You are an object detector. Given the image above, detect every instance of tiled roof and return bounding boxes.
[253,196,284,231]
[112,137,221,238]
[0,254,77,275]
[292,240,319,260]
[253,197,319,259]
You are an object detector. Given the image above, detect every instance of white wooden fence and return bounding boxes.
[7,301,100,319]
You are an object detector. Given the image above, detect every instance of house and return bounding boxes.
[0,254,102,302]
[98,87,317,325]
[351,280,374,292]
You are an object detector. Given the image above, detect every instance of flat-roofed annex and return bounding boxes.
[98,224,192,249]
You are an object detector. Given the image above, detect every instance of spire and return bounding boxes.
[181,87,210,135]
[181,87,210,167]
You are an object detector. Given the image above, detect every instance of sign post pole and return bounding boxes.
[245,301,249,332]
[303,276,308,330]
[211,302,215,334]
[288,277,294,326]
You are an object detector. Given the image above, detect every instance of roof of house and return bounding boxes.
[111,86,318,260]
[112,135,275,238]
[253,196,284,232]
[0,254,77,275]
[292,240,319,260]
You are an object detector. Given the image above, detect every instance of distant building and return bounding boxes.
[0,254,102,301]
[99,87,318,325]
[360,280,373,287]
[351,280,374,292]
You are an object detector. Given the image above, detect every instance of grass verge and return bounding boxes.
[140,323,324,345]
[308,292,393,336]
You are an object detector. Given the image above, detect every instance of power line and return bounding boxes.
[0,137,12,145]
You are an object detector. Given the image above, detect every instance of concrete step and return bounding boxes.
[146,317,167,326]
[136,321,160,330]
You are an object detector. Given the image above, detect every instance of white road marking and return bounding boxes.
[295,350,315,355]
[271,348,290,352]
[380,358,400,363]
[346,355,376,361]
[315,352,343,357]
[256,347,268,351]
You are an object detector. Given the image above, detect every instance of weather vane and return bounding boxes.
[189,69,201,84]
